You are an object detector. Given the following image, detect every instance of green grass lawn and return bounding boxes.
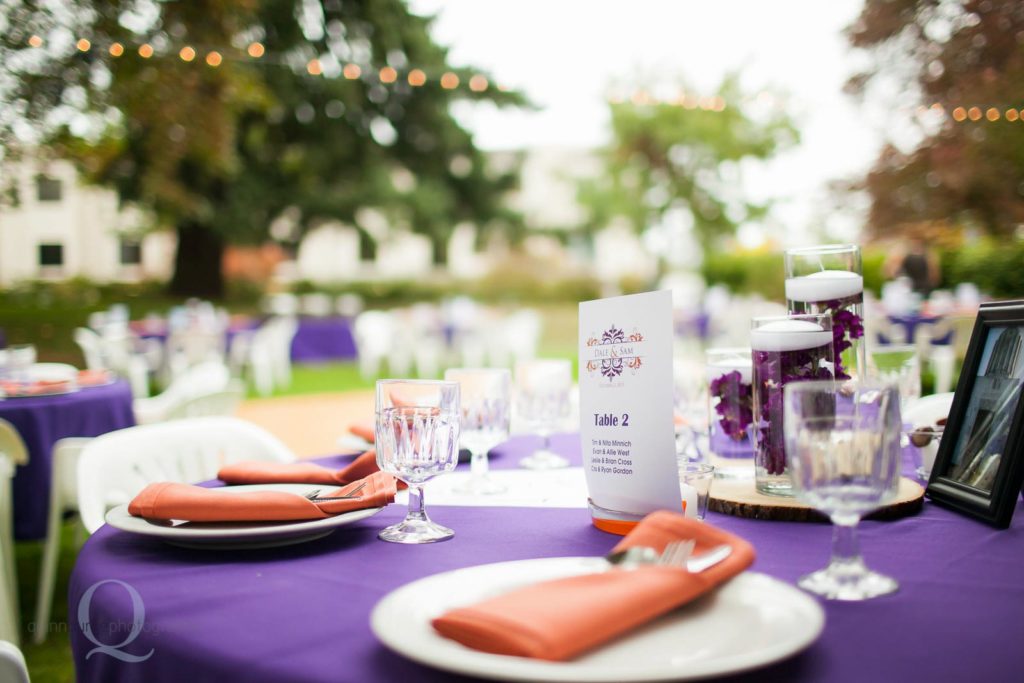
[15,519,81,683]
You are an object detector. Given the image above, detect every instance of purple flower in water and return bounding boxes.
[820,295,864,380]
[753,342,834,476]
[709,370,753,442]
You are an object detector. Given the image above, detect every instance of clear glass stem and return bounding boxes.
[406,484,427,522]
[539,430,551,452]
[829,518,866,575]
[470,448,488,477]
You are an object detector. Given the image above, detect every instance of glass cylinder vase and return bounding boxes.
[784,244,865,381]
[705,348,754,473]
[750,314,835,496]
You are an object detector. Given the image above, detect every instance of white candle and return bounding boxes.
[785,270,864,302]
[750,320,833,352]
[705,358,753,383]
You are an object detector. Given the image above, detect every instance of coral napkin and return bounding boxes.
[431,511,755,661]
[348,420,376,443]
[217,451,382,486]
[128,471,396,523]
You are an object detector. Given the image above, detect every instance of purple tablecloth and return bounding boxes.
[290,317,358,363]
[69,439,1024,683]
[4,380,136,540]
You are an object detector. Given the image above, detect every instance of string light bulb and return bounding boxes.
[407,68,426,86]
[307,59,322,76]
[206,51,222,67]
[440,72,459,89]
[247,42,265,58]
[28,35,43,48]
[379,66,397,83]
[986,107,1000,121]
[76,38,91,52]
[469,74,488,92]
[179,46,196,62]
[343,63,361,79]
[967,106,982,121]
[138,43,154,58]
[1007,109,1020,122]
[109,42,124,57]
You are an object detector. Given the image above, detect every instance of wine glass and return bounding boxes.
[374,379,461,544]
[515,359,572,470]
[784,379,902,600]
[444,368,510,495]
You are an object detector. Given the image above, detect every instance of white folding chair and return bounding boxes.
[0,421,28,647]
[0,640,29,683]
[133,361,231,425]
[164,381,245,421]
[353,311,395,379]
[32,437,89,645]
[76,417,295,535]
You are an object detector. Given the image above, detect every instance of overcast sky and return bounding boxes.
[409,0,885,247]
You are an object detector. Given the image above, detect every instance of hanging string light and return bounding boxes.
[23,35,512,99]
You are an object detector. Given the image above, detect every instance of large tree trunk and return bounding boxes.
[169,221,225,299]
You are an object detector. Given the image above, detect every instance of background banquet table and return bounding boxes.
[3,380,135,539]
[289,316,358,363]
[69,439,1024,683]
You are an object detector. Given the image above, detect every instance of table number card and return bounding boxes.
[579,290,682,533]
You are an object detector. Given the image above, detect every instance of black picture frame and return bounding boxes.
[926,299,1024,528]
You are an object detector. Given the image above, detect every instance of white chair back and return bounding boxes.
[164,380,245,421]
[74,327,105,370]
[0,640,29,683]
[77,417,295,533]
[132,361,232,424]
[353,311,395,379]
[0,420,28,467]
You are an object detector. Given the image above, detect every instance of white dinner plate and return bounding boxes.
[372,557,824,682]
[105,484,384,549]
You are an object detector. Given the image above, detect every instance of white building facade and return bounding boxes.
[0,159,173,286]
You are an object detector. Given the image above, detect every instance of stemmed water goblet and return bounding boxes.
[374,379,461,544]
[444,368,510,495]
[515,359,572,470]
[784,379,902,600]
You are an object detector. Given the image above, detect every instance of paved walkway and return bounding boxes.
[236,390,374,458]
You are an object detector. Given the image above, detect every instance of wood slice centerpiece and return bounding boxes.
[709,476,925,522]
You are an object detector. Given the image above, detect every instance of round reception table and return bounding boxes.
[68,437,1024,683]
[3,380,135,540]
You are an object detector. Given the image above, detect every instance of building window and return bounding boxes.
[35,175,62,202]
[119,238,142,265]
[38,243,64,267]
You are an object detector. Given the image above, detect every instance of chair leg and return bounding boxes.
[0,480,19,647]
[32,486,63,644]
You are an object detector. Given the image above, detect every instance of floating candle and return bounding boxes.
[705,357,753,383]
[785,270,864,302]
[750,319,833,352]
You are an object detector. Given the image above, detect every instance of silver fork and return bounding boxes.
[303,481,367,502]
[655,540,697,568]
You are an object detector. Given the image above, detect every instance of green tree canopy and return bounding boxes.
[846,0,1024,238]
[576,75,797,256]
[0,0,525,297]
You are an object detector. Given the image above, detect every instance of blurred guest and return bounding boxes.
[885,238,940,295]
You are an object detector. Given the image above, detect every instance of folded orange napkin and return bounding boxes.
[128,471,396,523]
[217,450,381,486]
[431,511,755,661]
[348,420,375,443]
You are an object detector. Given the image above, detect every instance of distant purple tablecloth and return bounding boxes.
[70,440,1024,683]
[4,381,135,540]
[290,317,358,363]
